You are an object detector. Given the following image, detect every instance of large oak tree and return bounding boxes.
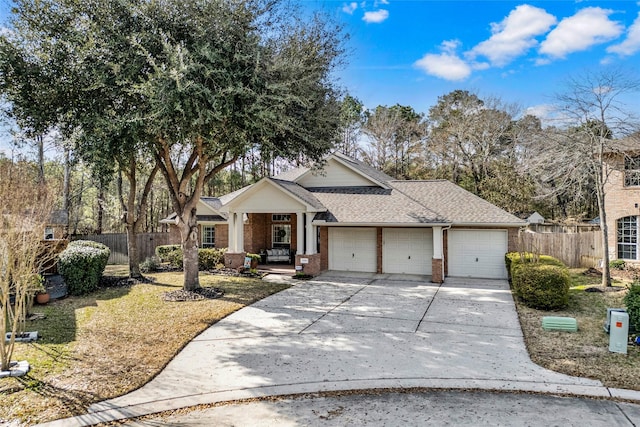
[1,0,344,289]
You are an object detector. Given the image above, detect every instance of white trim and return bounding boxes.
[235,212,244,252]
[432,226,443,259]
[305,213,315,255]
[297,213,304,255]
[313,222,451,227]
[219,177,325,213]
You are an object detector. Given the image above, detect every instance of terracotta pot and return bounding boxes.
[36,292,50,305]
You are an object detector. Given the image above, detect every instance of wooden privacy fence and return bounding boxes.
[72,232,179,264]
[518,230,603,268]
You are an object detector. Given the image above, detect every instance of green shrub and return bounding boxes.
[166,248,184,268]
[58,240,110,296]
[511,262,570,310]
[624,283,640,332]
[155,244,181,262]
[609,259,626,270]
[199,248,226,270]
[140,256,161,273]
[506,252,565,283]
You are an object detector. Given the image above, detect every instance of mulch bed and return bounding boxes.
[582,266,635,292]
[162,287,225,302]
[100,276,154,288]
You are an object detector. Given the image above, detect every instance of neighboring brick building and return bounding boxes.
[604,133,640,263]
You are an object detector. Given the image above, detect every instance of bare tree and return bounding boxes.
[427,90,519,194]
[530,68,640,286]
[362,104,427,179]
[0,160,57,372]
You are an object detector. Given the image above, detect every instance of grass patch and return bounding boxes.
[516,268,640,391]
[0,270,290,425]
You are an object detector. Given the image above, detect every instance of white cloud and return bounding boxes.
[414,40,471,81]
[342,2,358,15]
[539,7,623,58]
[607,12,640,56]
[363,9,389,24]
[470,5,557,66]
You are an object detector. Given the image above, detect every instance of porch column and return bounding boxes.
[228,212,236,252]
[433,226,443,259]
[235,212,245,253]
[297,212,304,255]
[432,226,444,283]
[305,213,315,254]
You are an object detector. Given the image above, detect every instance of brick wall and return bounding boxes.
[431,258,443,283]
[215,224,228,249]
[319,226,328,271]
[295,253,321,276]
[604,156,640,259]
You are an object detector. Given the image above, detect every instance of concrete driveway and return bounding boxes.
[44,271,637,426]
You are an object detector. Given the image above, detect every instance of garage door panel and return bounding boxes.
[329,228,377,272]
[383,228,432,275]
[448,230,507,279]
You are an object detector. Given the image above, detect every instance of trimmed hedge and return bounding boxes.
[155,245,226,270]
[155,245,181,262]
[505,252,565,271]
[506,252,570,310]
[58,240,110,296]
[166,248,183,268]
[624,283,640,332]
[511,262,570,310]
[198,248,227,270]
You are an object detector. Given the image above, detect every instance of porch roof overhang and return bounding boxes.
[219,177,327,214]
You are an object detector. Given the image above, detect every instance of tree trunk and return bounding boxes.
[126,225,142,279]
[180,209,200,291]
[63,147,71,211]
[97,183,105,235]
[37,134,44,184]
[597,172,612,287]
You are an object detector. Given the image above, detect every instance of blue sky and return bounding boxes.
[309,0,640,118]
[1,0,640,156]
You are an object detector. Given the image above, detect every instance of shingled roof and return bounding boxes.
[182,152,524,227]
[311,186,446,224]
[390,180,524,225]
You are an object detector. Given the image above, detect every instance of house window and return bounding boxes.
[272,224,291,248]
[617,216,638,260]
[272,214,291,222]
[202,226,215,248]
[44,227,54,240]
[624,156,640,186]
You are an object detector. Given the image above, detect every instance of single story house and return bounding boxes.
[163,152,525,282]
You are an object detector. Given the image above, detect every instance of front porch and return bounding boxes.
[257,263,296,275]
[221,178,324,275]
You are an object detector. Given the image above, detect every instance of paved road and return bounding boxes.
[121,390,640,426]
[39,272,640,426]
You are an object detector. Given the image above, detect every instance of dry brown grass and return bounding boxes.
[516,268,640,391]
[0,270,290,426]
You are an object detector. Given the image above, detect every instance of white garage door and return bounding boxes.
[448,230,508,279]
[329,227,377,272]
[382,228,432,275]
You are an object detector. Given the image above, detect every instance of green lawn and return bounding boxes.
[0,268,290,425]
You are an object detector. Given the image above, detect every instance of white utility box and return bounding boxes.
[608,310,629,354]
[604,308,627,333]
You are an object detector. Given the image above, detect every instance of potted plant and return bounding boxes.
[246,253,261,272]
[30,274,50,304]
